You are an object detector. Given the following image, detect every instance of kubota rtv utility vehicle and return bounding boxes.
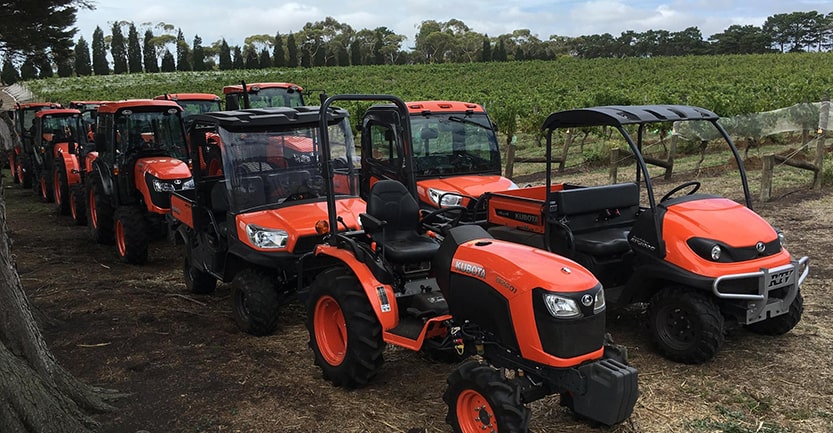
[484,105,809,364]
[10,102,62,188]
[306,95,638,432]
[28,108,84,207]
[170,105,365,336]
[222,82,305,110]
[360,100,516,222]
[85,99,193,264]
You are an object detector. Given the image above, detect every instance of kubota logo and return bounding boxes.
[453,260,486,279]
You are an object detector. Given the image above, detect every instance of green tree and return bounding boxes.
[20,55,37,80]
[110,22,128,74]
[192,35,206,71]
[232,46,244,69]
[54,48,73,77]
[273,33,285,67]
[493,37,507,61]
[74,36,92,76]
[481,35,491,62]
[350,39,362,65]
[244,46,258,69]
[160,48,175,72]
[0,0,92,59]
[176,28,191,71]
[1,57,19,84]
[708,25,771,54]
[287,32,298,67]
[143,29,158,73]
[36,54,53,78]
[218,39,232,70]
[258,47,271,68]
[92,26,109,75]
[127,23,142,73]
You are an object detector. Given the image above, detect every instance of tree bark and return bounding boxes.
[0,177,122,432]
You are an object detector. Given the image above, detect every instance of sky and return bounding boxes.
[73,0,832,48]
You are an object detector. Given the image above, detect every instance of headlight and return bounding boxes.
[710,245,722,261]
[543,293,581,318]
[182,178,195,190]
[245,224,288,249]
[594,288,606,314]
[428,188,463,207]
[152,179,176,192]
[777,231,786,249]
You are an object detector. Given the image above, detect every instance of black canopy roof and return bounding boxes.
[541,105,719,130]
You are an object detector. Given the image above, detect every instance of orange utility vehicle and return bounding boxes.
[222,82,305,110]
[484,105,809,364]
[169,105,364,336]
[305,95,638,431]
[28,109,84,208]
[360,100,516,221]
[85,99,193,264]
[10,102,62,188]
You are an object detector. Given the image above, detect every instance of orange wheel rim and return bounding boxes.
[89,190,98,228]
[115,220,126,256]
[457,389,497,433]
[53,172,62,204]
[70,193,78,219]
[314,295,347,366]
[41,178,47,197]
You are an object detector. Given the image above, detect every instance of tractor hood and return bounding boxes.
[135,157,191,180]
[235,197,366,253]
[417,175,517,207]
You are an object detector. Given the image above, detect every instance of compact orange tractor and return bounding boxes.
[306,95,638,431]
[85,99,193,264]
[170,105,364,335]
[484,105,809,364]
[10,102,62,188]
[222,82,305,110]
[359,100,516,222]
[28,108,84,208]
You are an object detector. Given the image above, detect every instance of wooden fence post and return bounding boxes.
[559,129,572,172]
[760,154,774,202]
[813,95,829,189]
[504,136,516,179]
[609,148,619,184]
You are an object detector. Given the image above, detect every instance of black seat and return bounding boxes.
[362,180,440,264]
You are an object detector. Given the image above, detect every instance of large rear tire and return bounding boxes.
[444,359,531,433]
[183,234,216,294]
[305,267,384,389]
[53,159,70,215]
[69,184,87,226]
[648,288,724,364]
[86,175,114,244]
[231,268,280,336]
[114,205,149,264]
[745,291,803,335]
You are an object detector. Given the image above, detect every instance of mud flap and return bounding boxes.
[572,358,638,426]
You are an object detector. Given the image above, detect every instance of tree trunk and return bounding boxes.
[0,177,122,432]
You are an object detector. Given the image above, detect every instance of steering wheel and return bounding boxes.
[660,181,701,202]
[420,206,467,235]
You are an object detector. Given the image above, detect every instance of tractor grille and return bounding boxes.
[293,234,326,254]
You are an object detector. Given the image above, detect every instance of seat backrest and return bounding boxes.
[209,180,229,213]
[552,183,639,233]
[232,175,266,210]
[366,180,420,238]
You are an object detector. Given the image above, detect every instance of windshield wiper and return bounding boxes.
[448,115,493,131]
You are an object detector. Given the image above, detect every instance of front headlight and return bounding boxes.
[710,245,722,261]
[777,231,786,249]
[428,188,463,207]
[245,224,288,249]
[594,288,606,314]
[543,293,581,318]
[152,178,176,192]
[182,178,195,190]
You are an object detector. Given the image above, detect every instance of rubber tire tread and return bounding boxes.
[53,159,70,215]
[745,291,803,335]
[115,206,149,264]
[87,175,114,244]
[231,268,280,336]
[648,288,724,364]
[444,359,531,433]
[305,267,384,389]
[69,185,87,226]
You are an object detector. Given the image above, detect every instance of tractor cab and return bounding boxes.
[68,100,108,142]
[222,82,305,110]
[31,108,84,202]
[10,102,62,188]
[153,93,222,125]
[360,100,516,222]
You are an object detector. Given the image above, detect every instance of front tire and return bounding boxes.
[87,175,114,244]
[231,268,280,336]
[53,159,70,215]
[745,291,803,335]
[69,184,87,226]
[305,267,384,389]
[114,206,149,264]
[648,288,724,364]
[444,359,531,433]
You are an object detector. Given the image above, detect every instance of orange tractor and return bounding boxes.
[28,108,85,209]
[9,102,62,188]
[85,99,193,264]
[483,105,810,364]
[305,95,638,431]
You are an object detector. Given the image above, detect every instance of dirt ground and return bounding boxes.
[2,167,832,433]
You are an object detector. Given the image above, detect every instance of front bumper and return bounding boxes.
[712,256,809,324]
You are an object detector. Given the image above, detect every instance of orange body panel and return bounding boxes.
[133,157,192,214]
[170,194,194,229]
[663,198,793,276]
[486,184,565,233]
[451,238,603,367]
[53,143,82,186]
[383,315,454,351]
[84,152,98,173]
[222,82,303,94]
[234,198,366,253]
[154,93,220,102]
[417,175,517,208]
[98,99,181,114]
[314,244,400,330]
[406,101,484,114]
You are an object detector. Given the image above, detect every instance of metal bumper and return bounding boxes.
[712,256,809,324]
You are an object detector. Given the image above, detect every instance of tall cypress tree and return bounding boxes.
[111,22,128,74]
[286,32,298,68]
[481,35,491,62]
[20,56,37,80]
[244,47,258,69]
[74,37,92,76]
[92,26,109,75]
[55,49,73,78]
[143,29,159,73]
[127,23,142,73]
[232,46,244,69]
[350,42,361,66]
[192,35,206,71]
[36,55,53,79]
[258,48,271,69]
[273,33,285,67]
[2,58,20,84]
[160,49,175,72]
[175,29,191,71]
[218,39,232,70]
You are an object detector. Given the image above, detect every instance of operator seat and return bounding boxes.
[362,180,440,264]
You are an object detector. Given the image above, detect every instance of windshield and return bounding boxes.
[231,87,305,109]
[410,112,501,176]
[177,100,222,117]
[217,118,356,212]
[115,110,187,158]
[41,115,83,143]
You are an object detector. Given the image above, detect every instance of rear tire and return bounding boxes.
[231,268,280,336]
[87,175,114,244]
[745,291,803,335]
[69,185,87,226]
[183,234,216,294]
[444,359,531,433]
[648,288,724,364]
[19,153,32,189]
[114,206,149,264]
[10,153,20,184]
[39,169,54,203]
[305,267,384,389]
[53,159,70,215]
